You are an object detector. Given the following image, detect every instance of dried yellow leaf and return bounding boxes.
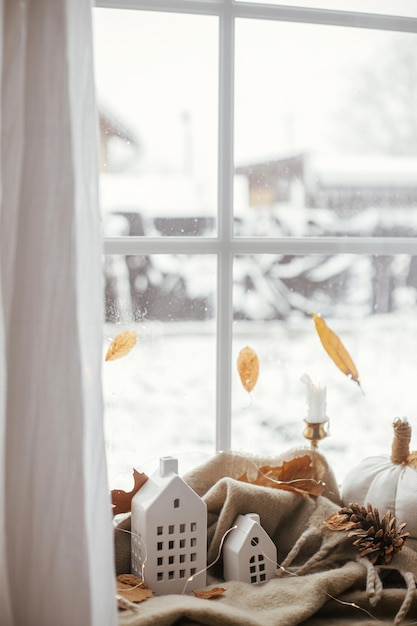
[237,346,259,393]
[312,313,361,388]
[105,330,137,361]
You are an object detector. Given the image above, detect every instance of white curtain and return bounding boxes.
[0,1,117,624]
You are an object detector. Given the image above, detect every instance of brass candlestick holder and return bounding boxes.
[303,419,328,449]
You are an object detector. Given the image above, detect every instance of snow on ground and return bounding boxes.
[103,310,417,492]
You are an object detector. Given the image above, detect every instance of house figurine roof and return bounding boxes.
[223,513,277,585]
[131,456,207,595]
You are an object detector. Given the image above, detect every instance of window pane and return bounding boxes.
[234,21,417,236]
[93,9,218,237]
[232,253,417,480]
[104,254,216,481]
[236,0,417,17]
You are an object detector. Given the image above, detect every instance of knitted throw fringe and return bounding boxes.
[361,557,416,625]
[361,557,383,607]
[295,546,337,576]
[395,570,416,626]
[277,526,322,574]
[279,528,416,625]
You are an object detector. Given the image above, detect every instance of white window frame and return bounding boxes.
[96,0,417,453]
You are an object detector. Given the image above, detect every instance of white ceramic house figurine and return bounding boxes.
[223,513,277,584]
[131,456,207,595]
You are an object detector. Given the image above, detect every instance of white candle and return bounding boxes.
[301,374,327,423]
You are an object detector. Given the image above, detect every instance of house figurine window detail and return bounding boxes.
[223,513,277,585]
[131,456,207,595]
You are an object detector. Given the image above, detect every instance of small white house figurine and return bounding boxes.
[131,456,207,595]
[223,513,277,584]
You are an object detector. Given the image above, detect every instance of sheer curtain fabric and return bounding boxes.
[0,1,117,624]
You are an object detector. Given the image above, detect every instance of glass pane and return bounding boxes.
[234,21,417,236]
[104,254,216,484]
[236,0,417,17]
[232,253,417,481]
[93,9,218,237]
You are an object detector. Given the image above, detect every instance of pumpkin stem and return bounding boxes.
[391,418,411,465]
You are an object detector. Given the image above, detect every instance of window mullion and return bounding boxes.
[103,236,417,256]
[95,0,221,15]
[233,3,417,33]
[216,0,234,452]
[94,1,417,33]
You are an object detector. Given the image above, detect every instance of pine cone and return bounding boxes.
[325,503,410,565]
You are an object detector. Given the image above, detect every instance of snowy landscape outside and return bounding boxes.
[103,304,417,490]
[94,6,417,491]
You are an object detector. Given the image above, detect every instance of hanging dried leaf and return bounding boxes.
[111,469,148,516]
[116,574,154,607]
[238,455,325,497]
[105,330,137,361]
[237,346,259,393]
[193,586,226,599]
[312,313,361,388]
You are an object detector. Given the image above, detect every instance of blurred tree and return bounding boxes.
[339,35,417,155]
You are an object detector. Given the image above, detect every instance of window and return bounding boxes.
[94,1,417,485]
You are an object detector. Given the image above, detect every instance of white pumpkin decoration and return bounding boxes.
[342,418,417,538]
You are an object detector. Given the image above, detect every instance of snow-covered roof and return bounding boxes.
[308,155,417,187]
[237,153,417,189]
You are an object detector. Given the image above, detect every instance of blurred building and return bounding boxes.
[236,153,417,216]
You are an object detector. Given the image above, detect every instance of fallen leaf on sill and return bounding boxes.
[237,346,259,393]
[117,574,148,588]
[323,511,358,532]
[105,330,137,361]
[238,455,325,497]
[116,575,154,607]
[111,469,148,516]
[311,313,361,389]
[193,586,226,599]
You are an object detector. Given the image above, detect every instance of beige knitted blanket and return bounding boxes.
[115,451,417,625]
